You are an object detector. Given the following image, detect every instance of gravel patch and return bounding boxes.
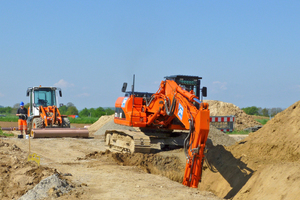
[18,174,72,200]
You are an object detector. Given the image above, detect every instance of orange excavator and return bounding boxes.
[105,75,210,188]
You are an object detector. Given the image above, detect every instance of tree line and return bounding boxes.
[241,106,284,117]
[0,102,114,118]
[59,102,114,117]
[1,103,284,118]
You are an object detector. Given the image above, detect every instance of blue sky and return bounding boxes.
[0,1,299,110]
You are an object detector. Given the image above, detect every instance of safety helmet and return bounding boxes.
[20,102,24,106]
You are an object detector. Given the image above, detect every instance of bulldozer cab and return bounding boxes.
[26,86,62,117]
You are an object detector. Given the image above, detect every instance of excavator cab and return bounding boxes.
[165,75,207,99]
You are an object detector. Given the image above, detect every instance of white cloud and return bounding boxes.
[212,81,227,91]
[77,93,90,97]
[54,79,74,88]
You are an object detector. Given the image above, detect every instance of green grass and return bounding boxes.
[255,118,269,125]
[0,115,18,122]
[68,117,99,124]
[0,115,98,124]
[228,130,250,135]
[0,128,15,137]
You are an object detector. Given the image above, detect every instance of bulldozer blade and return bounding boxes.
[32,128,89,138]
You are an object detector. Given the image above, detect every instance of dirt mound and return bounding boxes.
[201,100,300,199]
[0,140,56,199]
[88,115,114,135]
[88,114,138,136]
[204,100,261,131]
[231,100,300,164]
[208,125,237,147]
[93,120,138,136]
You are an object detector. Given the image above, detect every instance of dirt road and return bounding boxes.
[0,121,221,200]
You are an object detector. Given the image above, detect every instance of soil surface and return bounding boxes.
[2,100,300,200]
[0,121,222,200]
[200,101,300,200]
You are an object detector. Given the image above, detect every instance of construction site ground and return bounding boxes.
[0,121,222,200]
[1,100,300,200]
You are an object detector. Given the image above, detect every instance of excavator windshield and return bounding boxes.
[165,75,201,98]
[34,88,57,107]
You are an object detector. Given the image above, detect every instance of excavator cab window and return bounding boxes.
[165,75,202,99]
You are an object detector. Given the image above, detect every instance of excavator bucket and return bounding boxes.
[31,128,89,138]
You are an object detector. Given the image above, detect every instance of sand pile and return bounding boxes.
[201,100,300,200]
[204,100,261,131]
[88,115,114,135]
[208,125,236,147]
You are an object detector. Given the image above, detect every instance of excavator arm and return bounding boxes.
[153,80,210,188]
[139,79,210,187]
[180,102,210,188]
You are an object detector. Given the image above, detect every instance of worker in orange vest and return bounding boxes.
[16,102,28,138]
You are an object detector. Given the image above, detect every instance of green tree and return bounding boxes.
[66,102,75,107]
[269,107,283,117]
[105,108,114,115]
[242,106,259,115]
[25,103,30,110]
[59,105,68,115]
[89,108,96,117]
[79,108,90,117]
[66,106,78,115]
[6,107,12,114]
[94,107,105,117]
[0,106,12,114]
[261,108,269,117]
[12,103,19,114]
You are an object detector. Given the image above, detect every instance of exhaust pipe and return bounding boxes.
[32,128,89,138]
